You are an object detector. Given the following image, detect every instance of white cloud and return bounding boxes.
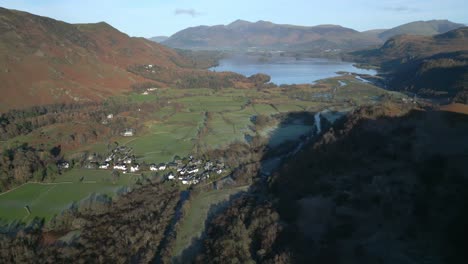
[174,8,201,17]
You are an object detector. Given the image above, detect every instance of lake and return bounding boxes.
[211,55,376,85]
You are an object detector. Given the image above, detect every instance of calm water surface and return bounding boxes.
[211,55,376,85]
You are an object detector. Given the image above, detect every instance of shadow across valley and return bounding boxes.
[190,106,468,263]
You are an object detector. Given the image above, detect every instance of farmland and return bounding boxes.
[0,75,398,224]
[0,169,138,223]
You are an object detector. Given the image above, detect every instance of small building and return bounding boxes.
[107,114,114,119]
[121,129,134,137]
[130,164,140,173]
[113,164,127,171]
[188,168,199,174]
[58,161,70,170]
[158,164,167,171]
[150,164,158,171]
[123,158,133,164]
[99,163,110,169]
[167,174,175,180]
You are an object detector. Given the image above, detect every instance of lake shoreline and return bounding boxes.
[210,54,377,85]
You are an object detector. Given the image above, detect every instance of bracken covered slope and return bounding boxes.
[0,8,192,111]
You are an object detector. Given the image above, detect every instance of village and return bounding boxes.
[61,145,228,186]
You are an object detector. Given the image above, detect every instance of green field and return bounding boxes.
[1,79,395,223]
[0,169,137,223]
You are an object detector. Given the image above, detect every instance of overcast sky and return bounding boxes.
[0,0,466,37]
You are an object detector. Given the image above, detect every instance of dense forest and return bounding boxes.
[0,144,60,191]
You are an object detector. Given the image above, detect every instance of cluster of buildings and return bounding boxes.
[82,146,227,185]
[169,157,226,185]
[82,145,139,173]
[142,87,158,95]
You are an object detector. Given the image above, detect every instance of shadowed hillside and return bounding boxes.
[195,103,468,263]
[350,27,468,102]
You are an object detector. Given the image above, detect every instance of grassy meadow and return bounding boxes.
[0,75,397,223]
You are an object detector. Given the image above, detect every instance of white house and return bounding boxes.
[123,158,133,164]
[188,168,199,174]
[105,156,113,162]
[107,114,114,119]
[130,164,140,172]
[150,164,158,171]
[99,163,110,169]
[142,91,149,95]
[158,165,167,171]
[216,169,223,175]
[121,129,134,137]
[168,174,175,180]
[182,180,189,185]
[113,164,127,171]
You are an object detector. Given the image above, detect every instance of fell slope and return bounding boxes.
[379,20,465,41]
[0,8,191,111]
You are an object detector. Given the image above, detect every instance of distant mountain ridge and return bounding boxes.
[378,20,465,40]
[149,36,169,43]
[162,19,381,52]
[162,19,465,52]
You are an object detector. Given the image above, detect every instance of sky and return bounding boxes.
[0,0,466,37]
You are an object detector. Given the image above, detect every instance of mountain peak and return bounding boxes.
[378,19,465,40]
[227,19,252,28]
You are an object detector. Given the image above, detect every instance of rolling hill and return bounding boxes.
[378,19,465,41]
[0,8,197,111]
[162,19,382,52]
